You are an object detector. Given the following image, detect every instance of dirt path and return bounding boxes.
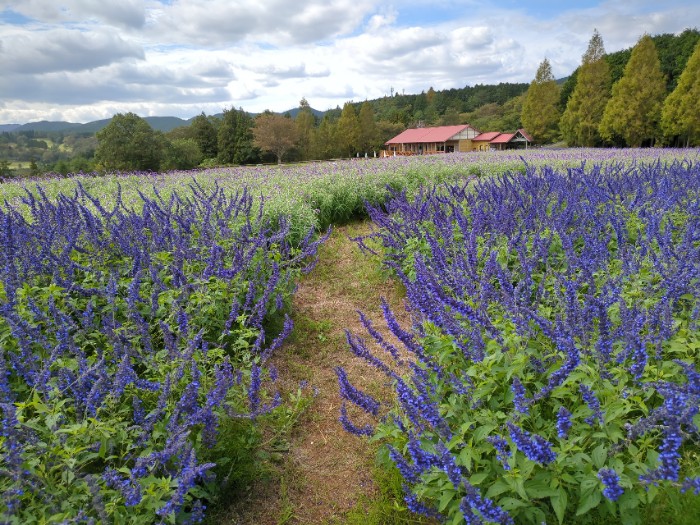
[222,221,411,525]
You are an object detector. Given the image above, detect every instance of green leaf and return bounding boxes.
[469,472,489,485]
[551,487,568,525]
[592,444,607,469]
[486,479,511,499]
[438,490,457,512]
[472,424,496,442]
[499,497,528,511]
[525,480,559,499]
[576,489,602,516]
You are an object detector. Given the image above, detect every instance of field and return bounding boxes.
[1,148,699,524]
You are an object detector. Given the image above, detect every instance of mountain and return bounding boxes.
[15,120,83,132]
[2,110,322,134]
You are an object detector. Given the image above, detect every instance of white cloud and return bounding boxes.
[0,28,144,74]
[0,0,697,123]
[2,0,146,28]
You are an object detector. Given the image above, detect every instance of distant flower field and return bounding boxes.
[1,148,699,523]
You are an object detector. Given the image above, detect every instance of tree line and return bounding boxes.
[1,28,698,178]
[523,28,700,147]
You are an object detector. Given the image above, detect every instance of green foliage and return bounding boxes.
[0,159,13,178]
[162,138,204,170]
[340,448,435,525]
[252,114,300,164]
[337,103,361,157]
[95,112,164,171]
[661,39,700,146]
[560,30,611,146]
[522,58,561,144]
[217,107,259,165]
[599,35,666,147]
[295,100,317,160]
[358,102,382,154]
[190,113,219,159]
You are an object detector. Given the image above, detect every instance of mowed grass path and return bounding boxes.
[207,221,419,525]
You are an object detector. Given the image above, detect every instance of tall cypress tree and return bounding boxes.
[336,103,361,157]
[560,29,611,146]
[521,58,561,144]
[295,98,316,161]
[358,101,380,154]
[599,35,666,147]
[661,39,700,146]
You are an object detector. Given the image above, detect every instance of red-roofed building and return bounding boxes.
[384,125,532,155]
[471,129,533,151]
[384,124,481,156]
[472,131,502,151]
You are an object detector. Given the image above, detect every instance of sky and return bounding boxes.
[0,0,697,124]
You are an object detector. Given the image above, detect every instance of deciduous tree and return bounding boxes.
[252,113,300,164]
[521,58,561,144]
[560,29,611,146]
[661,39,700,146]
[95,112,163,171]
[599,35,666,147]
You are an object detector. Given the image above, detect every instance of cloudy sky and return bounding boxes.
[0,0,696,124]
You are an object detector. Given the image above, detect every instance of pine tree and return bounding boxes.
[661,39,700,146]
[599,35,666,147]
[560,29,611,146]
[521,58,561,144]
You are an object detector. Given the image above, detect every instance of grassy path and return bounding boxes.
[213,221,413,524]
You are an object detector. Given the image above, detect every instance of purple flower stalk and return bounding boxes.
[598,468,624,501]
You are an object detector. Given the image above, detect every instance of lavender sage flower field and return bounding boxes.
[0,181,325,522]
[340,157,700,524]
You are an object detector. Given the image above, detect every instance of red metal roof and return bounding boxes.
[490,133,515,144]
[472,131,502,142]
[518,129,534,142]
[385,125,471,144]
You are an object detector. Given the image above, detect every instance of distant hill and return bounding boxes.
[15,120,83,132]
[2,109,323,134]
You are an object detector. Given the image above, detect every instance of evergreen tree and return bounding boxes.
[661,39,700,146]
[311,115,339,159]
[336,102,361,157]
[599,35,666,147]
[95,112,163,171]
[357,101,380,154]
[295,98,316,161]
[217,108,258,165]
[560,29,611,146]
[521,58,561,144]
[190,112,218,159]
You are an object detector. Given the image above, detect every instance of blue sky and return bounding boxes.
[0,0,696,124]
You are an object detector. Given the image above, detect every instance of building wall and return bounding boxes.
[458,139,474,152]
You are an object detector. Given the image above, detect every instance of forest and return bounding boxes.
[0,28,698,178]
